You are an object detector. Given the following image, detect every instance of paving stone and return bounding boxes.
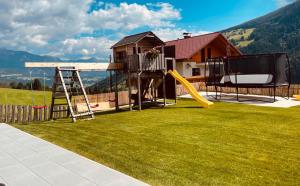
[0,124,149,186]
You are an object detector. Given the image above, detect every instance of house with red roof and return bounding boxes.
[165,32,242,79]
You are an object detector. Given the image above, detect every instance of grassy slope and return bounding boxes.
[0,88,52,105]
[13,99,300,186]
[223,28,255,48]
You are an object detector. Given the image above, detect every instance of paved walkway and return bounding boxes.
[0,123,148,186]
[180,92,300,108]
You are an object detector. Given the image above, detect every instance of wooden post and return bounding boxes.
[23,105,28,124]
[50,68,58,120]
[11,105,16,123]
[163,73,166,107]
[137,73,142,111]
[115,71,119,111]
[39,108,43,121]
[44,106,48,121]
[128,72,132,111]
[33,108,38,122]
[17,105,22,124]
[6,105,10,123]
[173,58,177,104]
[28,106,33,123]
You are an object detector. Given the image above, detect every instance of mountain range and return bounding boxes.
[223,0,300,82]
[0,48,106,86]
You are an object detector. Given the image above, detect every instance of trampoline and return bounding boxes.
[204,53,291,102]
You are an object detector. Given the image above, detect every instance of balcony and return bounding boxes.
[124,53,166,72]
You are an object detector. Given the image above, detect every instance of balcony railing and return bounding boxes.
[125,53,166,72]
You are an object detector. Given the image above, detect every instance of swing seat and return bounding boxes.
[76,102,111,113]
[91,104,99,108]
[32,105,48,109]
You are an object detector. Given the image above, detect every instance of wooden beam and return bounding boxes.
[25,62,123,71]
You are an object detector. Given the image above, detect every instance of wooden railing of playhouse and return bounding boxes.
[125,53,166,72]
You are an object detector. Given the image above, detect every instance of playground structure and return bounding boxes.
[25,63,123,122]
[25,31,213,122]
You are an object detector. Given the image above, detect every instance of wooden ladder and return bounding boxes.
[50,67,94,122]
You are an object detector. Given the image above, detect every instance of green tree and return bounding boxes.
[16,82,24,89]
[32,79,42,90]
[9,81,17,89]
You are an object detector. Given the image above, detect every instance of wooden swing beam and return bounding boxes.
[25,62,123,71]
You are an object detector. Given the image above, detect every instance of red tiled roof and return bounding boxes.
[165,32,221,60]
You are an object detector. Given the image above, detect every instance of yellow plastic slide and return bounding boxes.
[168,70,213,108]
[293,95,300,101]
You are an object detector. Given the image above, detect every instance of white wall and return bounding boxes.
[176,61,199,77]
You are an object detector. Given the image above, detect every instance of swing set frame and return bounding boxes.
[25,62,123,121]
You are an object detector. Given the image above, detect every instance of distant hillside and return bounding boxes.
[0,48,62,69]
[223,0,300,82]
[0,49,106,85]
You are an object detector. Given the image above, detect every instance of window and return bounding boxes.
[116,51,126,62]
[192,68,201,76]
[201,48,206,62]
[207,48,212,59]
[133,47,141,54]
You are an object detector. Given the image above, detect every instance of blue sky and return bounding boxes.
[102,0,278,31]
[0,0,295,59]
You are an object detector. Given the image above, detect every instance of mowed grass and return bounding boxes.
[12,96,300,185]
[0,88,52,105]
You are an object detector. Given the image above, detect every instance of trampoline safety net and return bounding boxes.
[205,53,291,88]
[204,53,291,102]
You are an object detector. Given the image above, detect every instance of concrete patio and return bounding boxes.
[0,123,148,186]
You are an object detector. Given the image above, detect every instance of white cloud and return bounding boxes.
[153,28,211,42]
[274,0,295,7]
[0,1,181,59]
[61,37,115,59]
[88,2,181,30]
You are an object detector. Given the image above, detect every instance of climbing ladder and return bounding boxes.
[50,67,94,122]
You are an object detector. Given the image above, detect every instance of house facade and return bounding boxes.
[165,32,242,79]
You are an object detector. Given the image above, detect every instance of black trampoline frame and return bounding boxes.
[204,53,291,102]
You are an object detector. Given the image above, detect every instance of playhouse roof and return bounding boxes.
[111,31,165,48]
[165,32,241,60]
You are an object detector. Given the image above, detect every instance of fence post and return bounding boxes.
[6,105,10,123]
[22,105,28,124]
[11,105,16,123]
[17,105,22,124]
[33,108,38,122]
[44,106,48,121]
[28,106,33,123]
[38,108,43,121]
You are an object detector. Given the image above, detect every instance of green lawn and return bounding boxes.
[0,88,52,105]
[12,97,300,185]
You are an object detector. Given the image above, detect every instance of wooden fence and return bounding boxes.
[2,84,300,124]
[0,105,68,124]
